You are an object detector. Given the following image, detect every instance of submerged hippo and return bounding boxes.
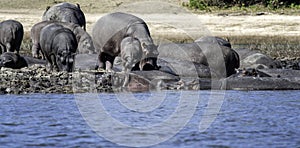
[92,12,159,71]
[0,52,46,69]
[40,24,77,72]
[31,21,95,59]
[42,2,86,30]
[0,20,24,54]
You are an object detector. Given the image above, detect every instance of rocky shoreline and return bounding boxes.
[1,57,300,95]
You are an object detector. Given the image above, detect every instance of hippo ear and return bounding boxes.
[45,6,50,11]
[141,42,147,49]
[76,3,81,9]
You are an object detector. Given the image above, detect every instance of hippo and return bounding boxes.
[92,12,159,71]
[158,41,239,77]
[234,48,281,69]
[120,37,144,86]
[42,2,86,30]
[40,24,77,72]
[0,20,24,54]
[0,52,46,69]
[120,37,143,72]
[31,21,94,59]
[195,36,231,48]
[157,57,213,78]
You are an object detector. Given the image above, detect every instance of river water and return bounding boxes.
[0,90,299,147]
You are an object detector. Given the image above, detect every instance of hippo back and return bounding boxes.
[196,41,239,77]
[31,21,94,57]
[92,12,152,55]
[195,36,231,48]
[158,42,207,65]
[42,2,86,30]
[158,41,239,77]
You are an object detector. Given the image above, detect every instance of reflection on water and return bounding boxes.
[0,91,299,147]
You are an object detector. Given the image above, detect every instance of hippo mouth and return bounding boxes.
[140,57,160,71]
[131,57,160,71]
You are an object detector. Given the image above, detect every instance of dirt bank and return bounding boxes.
[0,8,299,38]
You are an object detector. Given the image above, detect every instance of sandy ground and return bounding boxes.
[0,8,299,40]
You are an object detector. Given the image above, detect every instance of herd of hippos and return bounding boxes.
[1,2,295,89]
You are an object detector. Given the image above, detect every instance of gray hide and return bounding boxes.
[120,37,143,86]
[0,20,24,54]
[31,21,94,59]
[158,41,239,77]
[120,37,143,72]
[157,57,213,78]
[42,2,86,30]
[0,52,46,69]
[40,24,77,72]
[92,12,159,71]
[195,36,231,48]
[234,48,281,69]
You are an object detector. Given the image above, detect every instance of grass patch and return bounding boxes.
[19,34,300,59]
[227,35,300,59]
[0,0,181,13]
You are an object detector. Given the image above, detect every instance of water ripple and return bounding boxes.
[0,91,299,147]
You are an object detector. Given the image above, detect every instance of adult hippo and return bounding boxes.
[40,24,77,72]
[0,20,24,54]
[92,12,159,72]
[158,39,239,77]
[0,52,46,69]
[31,21,94,59]
[42,2,86,30]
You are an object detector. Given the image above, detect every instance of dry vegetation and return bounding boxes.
[0,0,181,13]
[0,0,299,58]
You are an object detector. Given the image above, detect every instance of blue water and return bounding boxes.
[0,91,299,147]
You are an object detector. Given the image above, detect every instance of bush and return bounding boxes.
[188,0,300,9]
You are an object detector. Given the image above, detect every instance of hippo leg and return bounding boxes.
[41,49,46,60]
[6,42,12,52]
[50,54,59,72]
[99,52,115,72]
[105,56,115,72]
[98,52,106,70]
[0,44,5,54]
[46,62,52,72]
[15,42,21,54]
[32,44,40,58]
[122,60,132,87]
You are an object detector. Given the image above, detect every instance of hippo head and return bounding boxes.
[78,38,96,54]
[140,43,160,70]
[56,50,75,72]
[0,53,17,68]
[0,52,29,69]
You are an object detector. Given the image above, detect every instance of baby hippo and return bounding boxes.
[120,37,143,86]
